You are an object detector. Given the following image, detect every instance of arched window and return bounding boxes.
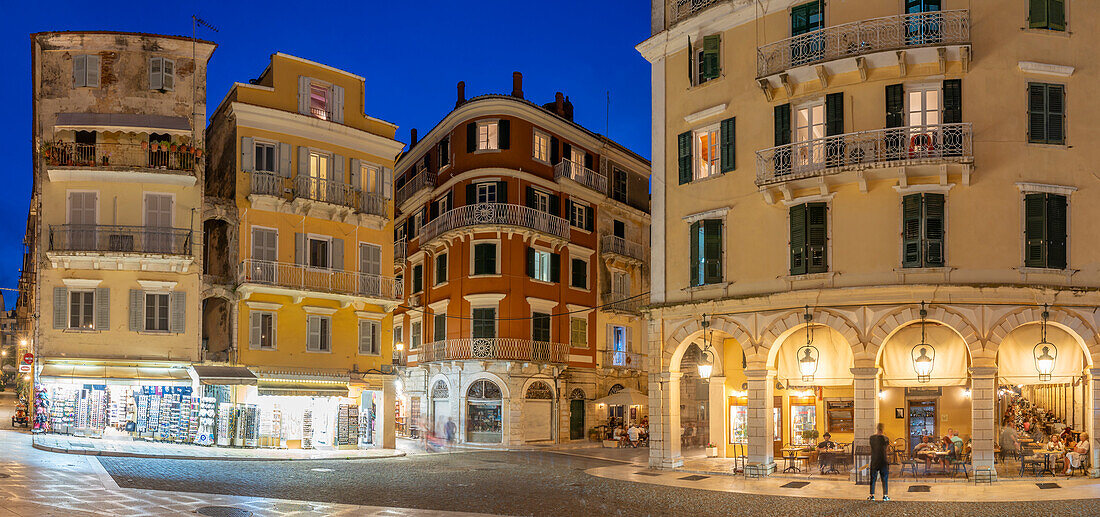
[608,384,625,395]
[570,388,586,400]
[525,381,555,400]
[467,379,502,400]
[432,379,449,399]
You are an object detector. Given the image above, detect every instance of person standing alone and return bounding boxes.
[869,422,890,501]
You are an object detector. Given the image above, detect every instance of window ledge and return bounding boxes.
[783,271,836,283]
[1020,27,1071,38]
[685,172,726,187]
[1017,267,1077,276]
[138,331,173,335]
[469,273,502,279]
[894,267,953,274]
[250,347,277,352]
[1026,142,1070,150]
[473,149,502,155]
[305,349,333,354]
[530,278,556,286]
[682,281,730,293]
[63,329,100,333]
[357,352,381,357]
[533,158,551,166]
[571,227,592,235]
[433,281,450,289]
[687,74,726,92]
[571,286,591,293]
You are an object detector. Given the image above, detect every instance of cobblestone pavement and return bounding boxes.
[97,448,1100,516]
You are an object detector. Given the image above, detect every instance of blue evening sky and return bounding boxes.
[0,0,654,309]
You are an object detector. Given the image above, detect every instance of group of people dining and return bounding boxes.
[610,417,649,448]
[999,397,1090,475]
[910,429,968,472]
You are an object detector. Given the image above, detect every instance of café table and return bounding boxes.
[1035,450,1063,476]
[817,449,844,474]
[781,446,809,473]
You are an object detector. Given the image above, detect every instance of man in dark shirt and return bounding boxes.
[817,432,836,450]
[869,422,890,501]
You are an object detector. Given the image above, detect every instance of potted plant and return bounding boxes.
[705,442,719,458]
[100,153,110,166]
[801,429,820,451]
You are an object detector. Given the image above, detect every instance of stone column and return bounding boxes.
[649,371,683,469]
[708,376,726,458]
[969,366,998,472]
[1090,368,1100,477]
[745,369,775,471]
[381,377,397,449]
[851,367,880,447]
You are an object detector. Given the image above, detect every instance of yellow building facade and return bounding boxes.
[640,0,1100,477]
[205,53,404,449]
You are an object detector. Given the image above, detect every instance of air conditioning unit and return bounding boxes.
[409,294,422,307]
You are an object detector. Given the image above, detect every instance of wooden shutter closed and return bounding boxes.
[702,219,722,284]
[902,194,923,268]
[720,117,736,173]
[349,158,361,188]
[497,181,508,203]
[550,136,560,164]
[331,84,345,123]
[53,287,67,329]
[297,146,309,179]
[825,93,844,136]
[169,291,186,333]
[1029,0,1047,29]
[525,186,536,209]
[701,34,721,80]
[526,247,536,278]
[1046,194,1067,269]
[585,205,594,232]
[333,154,345,184]
[1049,0,1065,30]
[550,252,561,282]
[1046,85,1065,145]
[942,80,962,124]
[1024,193,1046,268]
[129,289,144,331]
[332,238,344,270]
[774,104,792,145]
[498,119,510,149]
[924,193,945,267]
[86,55,100,87]
[240,137,254,173]
[466,183,477,205]
[307,316,320,350]
[440,137,450,166]
[74,55,86,87]
[298,76,311,115]
[279,143,292,177]
[584,152,593,171]
[806,203,828,273]
[886,84,905,128]
[162,59,174,90]
[677,131,692,185]
[295,232,306,265]
[382,167,393,199]
[94,287,109,330]
[789,204,807,275]
[250,311,262,349]
[149,57,162,90]
[690,221,701,285]
[549,194,560,216]
[466,123,477,152]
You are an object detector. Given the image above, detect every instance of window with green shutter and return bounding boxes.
[1029,0,1065,31]
[790,2,823,36]
[473,242,497,275]
[689,219,723,286]
[472,308,496,338]
[570,258,587,289]
[699,34,721,83]
[774,104,792,175]
[532,312,551,342]
[901,193,946,268]
[1024,193,1067,269]
[790,203,828,275]
[720,117,736,172]
[1028,83,1066,145]
[412,264,423,293]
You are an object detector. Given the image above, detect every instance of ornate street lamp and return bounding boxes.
[698,314,715,380]
[797,306,820,383]
[1034,306,1057,382]
[911,302,935,383]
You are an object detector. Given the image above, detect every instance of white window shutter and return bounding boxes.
[307,316,320,350]
[294,232,306,265]
[270,313,277,349]
[298,76,311,115]
[94,287,109,330]
[626,326,633,353]
[129,289,144,331]
[149,57,162,90]
[278,142,292,177]
[162,59,175,90]
[73,55,86,88]
[250,312,261,349]
[331,238,344,270]
[333,154,345,184]
[297,146,309,179]
[240,136,254,172]
[86,55,100,87]
[169,291,186,333]
[359,320,368,354]
[349,158,361,188]
[53,287,67,329]
[332,85,345,123]
[607,324,614,353]
[382,167,393,199]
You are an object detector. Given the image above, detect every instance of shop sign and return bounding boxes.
[18,364,31,373]
[21,353,33,365]
[905,387,942,397]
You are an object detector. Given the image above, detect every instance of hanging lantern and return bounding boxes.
[697,314,715,379]
[911,302,935,383]
[1034,306,1057,382]
[797,307,819,383]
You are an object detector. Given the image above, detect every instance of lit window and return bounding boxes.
[310,83,329,120]
[476,183,497,203]
[533,190,550,213]
[68,291,94,330]
[533,131,550,162]
[532,249,552,282]
[477,121,499,150]
[570,202,587,229]
[907,87,941,128]
[795,103,825,167]
[693,126,720,180]
[252,312,275,350]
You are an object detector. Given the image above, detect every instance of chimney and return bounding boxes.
[563,95,574,121]
[511,72,524,99]
[554,92,564,116]
[456,81,466,108]
[410,128,418,147]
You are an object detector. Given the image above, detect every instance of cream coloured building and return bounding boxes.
[639,0,1099,477]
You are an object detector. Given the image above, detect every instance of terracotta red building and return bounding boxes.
[393,74,651,445]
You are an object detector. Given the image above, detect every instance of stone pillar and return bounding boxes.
[649,371,683,469]
[851,367,880,447]
[708,376,726,457]
[969,366,998,471]
[381,377,397,449]
[745,369,775,471]
[1090,368,1100,477]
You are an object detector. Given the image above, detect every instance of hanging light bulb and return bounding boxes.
[796,306,819,383]
[698,314,714,380]
[1034,306,1057,382]
[911,302,935,383]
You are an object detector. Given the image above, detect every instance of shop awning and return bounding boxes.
[593,388,648,407]
[189,365,258,386]
[38,363,191,386]
[254,371,350,398]
[55,112,192,135]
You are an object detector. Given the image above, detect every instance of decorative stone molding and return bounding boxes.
[1017,61,1075,77]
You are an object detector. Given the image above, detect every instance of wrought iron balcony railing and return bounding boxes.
[602,350,644,369]
[669,0,728,26]
[250,172,387,217]
[417,338,570,364]
[757,10,970,78]
[420,203,570,245]
[238,259,403,301]
[394,169,436,207]
[601,235,646,262]
[42,142,198,173]
[755,123,972,187]
[49,224,193,256]
[554,158,607,194]
[601,293,647,315]
[394,238,407,265]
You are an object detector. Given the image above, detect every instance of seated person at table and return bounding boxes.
[1060,427,1074,444]
[627,424,640,448]
[999,426,1020,458]
[950,430,965,457]
[913,435,936,469]
[1030,425,1045,443]
[1046,433,1065,452]
[940,436,955,468]
[817,432,837,450]
[1063,432,1090,475]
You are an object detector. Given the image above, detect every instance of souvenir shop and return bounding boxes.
[242,370,377,449]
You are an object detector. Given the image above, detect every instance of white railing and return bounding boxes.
[669,0,728,26]
[602,350,643,369]
[601,293,647,315]
[755,123,972,187]
[394,239,407,264]
[251,173,386,217]
[554,158,607,194]
[417,339,570,364]
[238,259,402,301]
[601,235,645,262]
[394,170,436,207]
[294,175,359,210]
[251,172,283,197]
[420,203,570,245]
[757,10,970,78]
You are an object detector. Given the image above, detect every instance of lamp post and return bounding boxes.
[698,314,714,380]
[1034,306,1057,382]
[911,302,935,383]
[797,306,819,383]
